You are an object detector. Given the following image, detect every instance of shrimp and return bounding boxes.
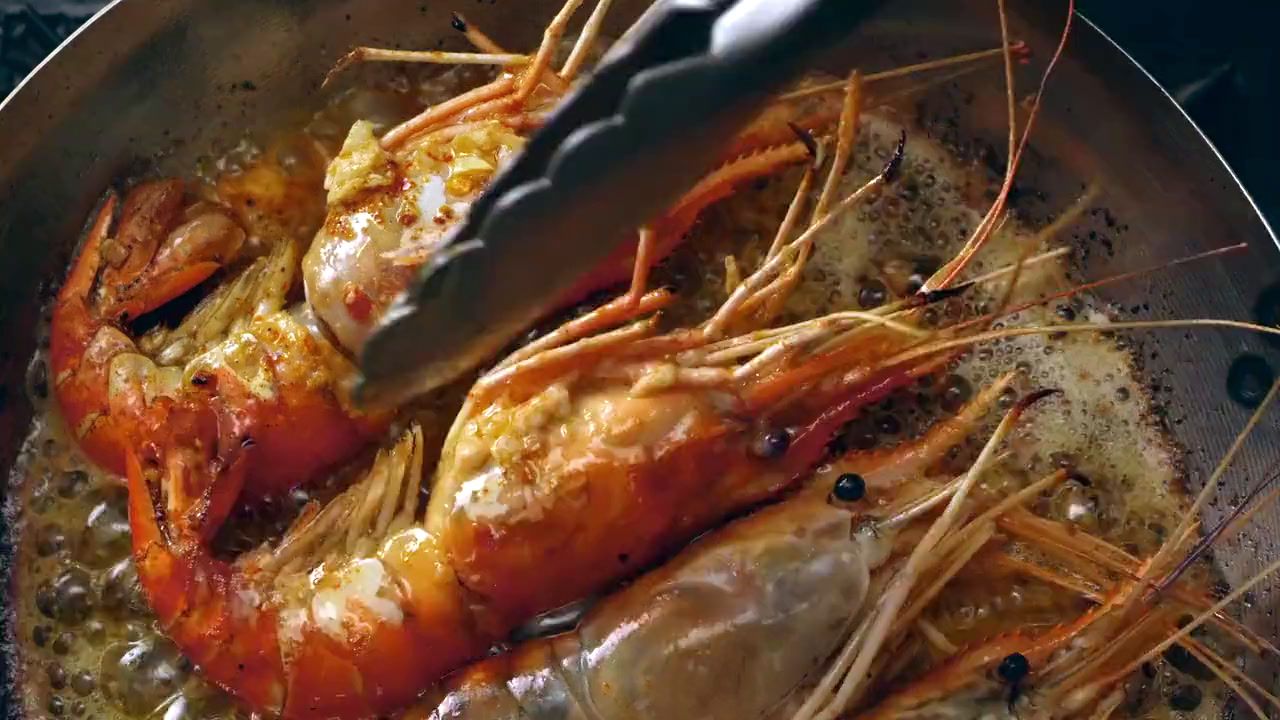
[407,483,956,720]
[303,0,1027,353]
[407,390,1280,720]
[301,0,828,353]
[50,183,389,541]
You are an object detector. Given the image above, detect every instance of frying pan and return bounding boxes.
[1,0,1277,717]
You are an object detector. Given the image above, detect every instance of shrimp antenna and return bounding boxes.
[922,0,1076,293]
[1182,637,1280,716]
[780,42,1032,103]
[561,0,614,82]
[451,12,507,54]
[935,241,1250,340]
[1155,467,1280,594]
[1132,374,1280,605]
[1083,545,1280,696]
[323,48,529,87]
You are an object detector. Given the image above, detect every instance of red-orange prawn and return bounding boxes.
[50,181,389,542]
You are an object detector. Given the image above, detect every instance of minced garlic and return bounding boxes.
[325,120,396,205]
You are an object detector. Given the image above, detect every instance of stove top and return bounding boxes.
[2,1,1277,225]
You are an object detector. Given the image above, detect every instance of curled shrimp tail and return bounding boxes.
[124,447,288,713]
[138,398,252,543]
[51,181,249,473]
[51,193,130,472]
[94,179,246,322]
[130,424,486,718]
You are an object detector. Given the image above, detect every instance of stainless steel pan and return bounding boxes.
[2,0,1277,717]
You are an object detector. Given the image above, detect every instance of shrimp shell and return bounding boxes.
[410,494,887,720]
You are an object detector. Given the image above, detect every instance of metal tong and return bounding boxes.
[358,0,888,407]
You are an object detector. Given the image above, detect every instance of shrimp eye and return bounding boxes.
[832,473,866,502]
[751,429,791,459]
[997,652,1030,683]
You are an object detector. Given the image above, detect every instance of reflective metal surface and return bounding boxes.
[1,0,1277,717]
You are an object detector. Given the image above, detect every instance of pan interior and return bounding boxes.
[2,1,1278,718]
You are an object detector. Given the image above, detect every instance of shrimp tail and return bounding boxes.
[51,193,130,472]
[129,425,485,719]
[125,447,288,714]
[51,181,248,474]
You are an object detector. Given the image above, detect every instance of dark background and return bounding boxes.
[1,1,1278,224]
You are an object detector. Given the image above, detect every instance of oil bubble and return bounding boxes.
[997,386,1019,409]
[70,671,95,697]
[1227,354,1274,409]
[26,353,49,402]
[79,487,132,567]
[30,477,54,514]
[876,414,902,436]
[1168,683,1202,711]
[47,663,68,690]
[102,558,147,616]
[1163,644,1214,681]
[840,421,877,451]
[84,619,107,646]
[1122,673,1158,716]
[56,469,89,499]
[100,637,192,716]
[52,630,74,655]
[1050,481,1101,532]
[36,523,67,557]
[939,374,973,413]
[124,620,150,642]
[49,567,94,625]
[858,280,887,309]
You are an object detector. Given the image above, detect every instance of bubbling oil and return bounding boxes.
[9,73,1231,720]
